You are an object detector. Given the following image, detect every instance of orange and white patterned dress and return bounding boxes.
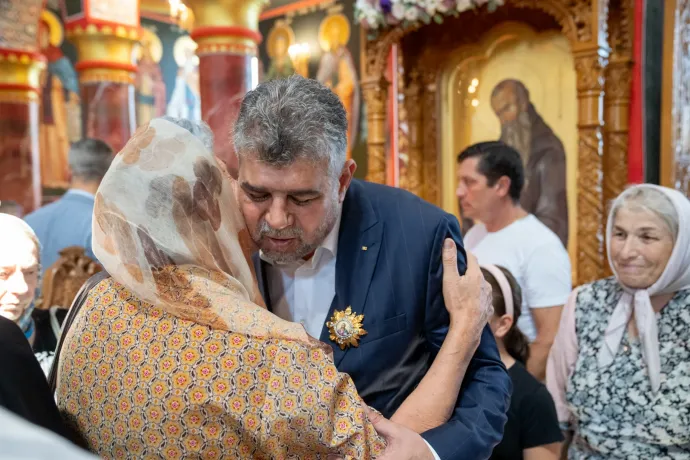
[57,276,384,459]
[55,118,385,459]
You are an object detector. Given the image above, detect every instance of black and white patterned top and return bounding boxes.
[566,277,690,459]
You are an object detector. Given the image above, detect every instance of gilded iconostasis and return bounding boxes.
[258,0,366,177]
[30,0,200,198]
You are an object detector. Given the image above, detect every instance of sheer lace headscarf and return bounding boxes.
[92,118,323,345]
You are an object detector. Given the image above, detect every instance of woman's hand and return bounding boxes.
[442,239,493,340]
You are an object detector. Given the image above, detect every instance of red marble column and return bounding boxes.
[185,0,264,177]
[66,22,139,154]
[0,101,41,212]
[0,50,45,212]
[81,81,135,152]
[197,52,256,176]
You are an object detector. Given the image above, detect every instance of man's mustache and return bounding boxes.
[256,220,303,239]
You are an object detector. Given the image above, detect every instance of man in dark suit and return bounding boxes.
[234,75,510,460]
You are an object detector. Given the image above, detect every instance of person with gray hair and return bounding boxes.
[235,75,510,460]
[547,184,690,458]
[25,138,114,270]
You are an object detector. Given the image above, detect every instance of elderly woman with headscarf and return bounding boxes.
[0,215,70,438]
[547,184,690,458]
[53,117,493,458]
[0,214,55,373]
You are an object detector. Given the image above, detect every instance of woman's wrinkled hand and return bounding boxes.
[441,238,493,337]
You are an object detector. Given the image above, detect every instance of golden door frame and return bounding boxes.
[661,0,690,194]
[360,0,634,286]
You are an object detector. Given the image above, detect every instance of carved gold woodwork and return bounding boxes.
[422,71,439,206]
[361,76,388,184]
[603,0,634,276]
[361,0,630,285]
[38,246,102,311]
[661,0,690,195]
[404,70,423,197]
[397,52,411,190]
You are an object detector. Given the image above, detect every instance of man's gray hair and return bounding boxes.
[612,186,679,241]
[233,75,348,178]
[161,116,215,152]
[68,139,114,182]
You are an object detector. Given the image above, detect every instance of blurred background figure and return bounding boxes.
[482,264,563,460]
[457,141,571,381]
[25,138,113,270]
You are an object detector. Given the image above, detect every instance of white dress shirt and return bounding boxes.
[260,211,442,460]
[261,213,341,339]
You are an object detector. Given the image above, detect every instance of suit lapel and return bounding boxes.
[251,253,273,312]
[319,181,383,367]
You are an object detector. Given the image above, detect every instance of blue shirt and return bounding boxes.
[24,190,96,270]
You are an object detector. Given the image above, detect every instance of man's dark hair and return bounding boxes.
[457,141,525,202]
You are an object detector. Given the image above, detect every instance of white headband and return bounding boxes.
[481,264,514,318]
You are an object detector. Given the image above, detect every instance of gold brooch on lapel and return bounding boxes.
[326,306,367,350]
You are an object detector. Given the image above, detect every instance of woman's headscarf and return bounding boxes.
[92,118,325,347]
[599,184,690,392]
[0,213,40,338]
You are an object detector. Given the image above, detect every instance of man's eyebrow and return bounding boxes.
[240,182,268,194]
[239,182,321,197]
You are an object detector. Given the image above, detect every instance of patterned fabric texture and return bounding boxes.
[566,277,690,460]
[55,118,385,458]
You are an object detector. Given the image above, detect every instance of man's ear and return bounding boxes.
[337,159,357,202]
[496,176,512,198]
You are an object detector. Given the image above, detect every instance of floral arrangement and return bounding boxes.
[355,0,503,34]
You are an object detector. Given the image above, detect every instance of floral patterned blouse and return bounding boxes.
[548,277,690,459]
[55,278,385,459]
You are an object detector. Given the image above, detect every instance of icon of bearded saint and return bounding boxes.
[491,79,569,247]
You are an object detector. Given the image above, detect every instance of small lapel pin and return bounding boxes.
[362,246,368,251]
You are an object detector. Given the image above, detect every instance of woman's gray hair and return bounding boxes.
[232,75,347,178]
[160,116,215,152]
[611,186,679,240]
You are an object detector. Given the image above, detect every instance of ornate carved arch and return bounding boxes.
[361,0,623,285]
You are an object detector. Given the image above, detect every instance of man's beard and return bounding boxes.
[253,193,340,265]
[500,111,532,162]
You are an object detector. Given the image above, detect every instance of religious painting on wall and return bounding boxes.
[135,26,167,126]
[265,21,297,80]
[166,35,201,121]
[316,13,360,158]
[258,1,366,174]
[39,8,82,190]
[439,24,576,252]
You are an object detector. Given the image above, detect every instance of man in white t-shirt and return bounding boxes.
[457,141,571,381]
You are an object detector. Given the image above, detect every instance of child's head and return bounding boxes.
[480,265,530,364]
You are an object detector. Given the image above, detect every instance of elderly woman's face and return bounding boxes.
[0,234,39,323]
[610,206,675,289]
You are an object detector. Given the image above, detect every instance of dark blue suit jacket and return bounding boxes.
[254,179,510,460]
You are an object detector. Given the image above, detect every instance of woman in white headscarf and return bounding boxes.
[547,184,690,459]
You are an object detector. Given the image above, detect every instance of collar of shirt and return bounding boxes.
[66,189,96,201]
[259,209,342,271]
